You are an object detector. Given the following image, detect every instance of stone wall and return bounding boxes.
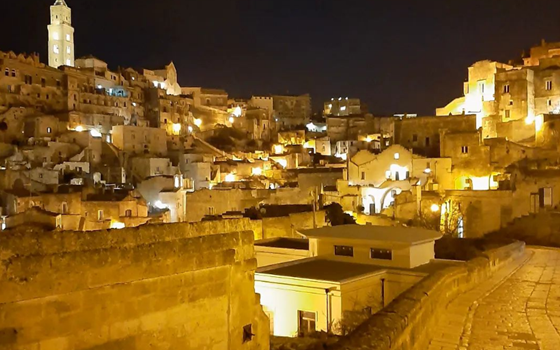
[329,241,525,350]
[262,210,326,239]
[490,211,560,247]
[0,219,269,350]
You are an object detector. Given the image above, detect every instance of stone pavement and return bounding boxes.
[428,247,560,350]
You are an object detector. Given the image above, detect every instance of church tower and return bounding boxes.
[47,0,74,68]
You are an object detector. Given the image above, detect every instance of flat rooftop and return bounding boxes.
[259,259,384,282]
[258,258,463,283]
[299,224,442,245]
[255,238,309,250]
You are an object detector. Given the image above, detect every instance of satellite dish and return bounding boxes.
[93,172,102,184]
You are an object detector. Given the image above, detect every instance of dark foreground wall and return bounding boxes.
[329,241,525,350]
[0,220,269,350]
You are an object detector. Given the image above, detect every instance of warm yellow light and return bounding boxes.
[75,125,84,132]
[276,159,288,168]
[233,106,242,117]
[194,118,202,127]
[535,115,544,132]
[172,123,181,134]
[274,145,284,154]
[225,173,236,182]
[252,167,263,176]
[525,115,535,125]
[470,176,490,190]
[229,116,234,124]
[365,136,372,143]
[110,220,125,229]
[430,204,440,213]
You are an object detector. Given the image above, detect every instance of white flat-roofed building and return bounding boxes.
[300,224,442,269]
[255,224,451,337]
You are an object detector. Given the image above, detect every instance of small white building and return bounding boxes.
[255,224,453,337]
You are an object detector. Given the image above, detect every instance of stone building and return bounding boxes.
[323,97,362,116]
[272,94,312,129]
[394,115,477,157]
[111,125,167,156]
[47,0,75,68]
[438,40,560,141]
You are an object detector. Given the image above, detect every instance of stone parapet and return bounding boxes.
[329,241,525,350]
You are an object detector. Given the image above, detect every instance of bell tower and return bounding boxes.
[48,0,74,68]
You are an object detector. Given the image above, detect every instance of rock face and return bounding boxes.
[0,220,269,350]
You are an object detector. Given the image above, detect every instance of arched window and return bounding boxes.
[61,202,68,214]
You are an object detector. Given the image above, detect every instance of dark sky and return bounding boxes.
[2,0,560,115]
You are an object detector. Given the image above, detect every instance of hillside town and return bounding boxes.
[3,1,560,350]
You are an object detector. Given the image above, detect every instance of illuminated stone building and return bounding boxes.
[47,0,74,68]
[438,40,560,142]
[323,97,362,116]
[111,125,167,156]
[272,93,312,129]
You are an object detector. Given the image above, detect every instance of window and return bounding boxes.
[425,137,430,146]
[371,248,392,260]
[24,75,32,84]
[47,127,52,133]
[39,173,43,179]
[66,34,71,41]
[41,78,46,88]
[97,210,104,221]
[11,69,16,77]
[478,80,485,95]
[546,80,553,91]
[125,209,132,217]
[509,100,514,106]
[539,187,553,208]
[298,311,316,336]
[242,324,254,343]
[208,207,215,215]
[461,146,469,154]
[394,153,400,160]
[412,134,418,142]
[66,46,71,54]
[66,59,71,66]
[548,99,553,107]
[61,202,68,214]
[53,32,60,40]
[503,84,510,94]
[4,68,8,76]
[505,110,511,119]
[334,245,353,257]
[53,45,59,54]
[361,171,365,180]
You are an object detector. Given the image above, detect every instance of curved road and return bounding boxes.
[428,247,560,350]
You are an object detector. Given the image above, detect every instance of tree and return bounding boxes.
[325,203,356,226]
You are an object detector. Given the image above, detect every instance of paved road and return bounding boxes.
[428,247,560,350]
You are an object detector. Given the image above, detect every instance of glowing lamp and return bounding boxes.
[194,118,202,127]
[90,129,102,138]
[430,204,440,213]
[273,145,284,154]
[154,200,168,210]
[525,116,535,125]
[110,220,125,229]
[252,167,263,176]
[365,136,372,143]
[172,123,181,134]
[233,106,242,117]
[188,126,193,133]
[229,116,234,124]
[75,125,84,132]
[225,173,236,182]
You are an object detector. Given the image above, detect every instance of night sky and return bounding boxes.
[2,0,560,115]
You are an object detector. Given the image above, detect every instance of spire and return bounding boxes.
[53,0,68,6]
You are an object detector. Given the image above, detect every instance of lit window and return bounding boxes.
[66,34,71,41]
[66,46,71,54]
[546,80,553,91]
[47,127,52,133]
[66,59,71,66]
[53,32,60,40]
[394,153,400,160]
[334,245,353,257]
[53,45,59,54]
[371,248,392,260]
[503,84,510,94]
[505,110,511,119]
[340,106,347,111]
[461,146,469,154]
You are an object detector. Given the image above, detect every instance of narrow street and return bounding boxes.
[428,247,560,350]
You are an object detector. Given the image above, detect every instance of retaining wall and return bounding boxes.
[329,241,525,350]
[0,219,269,350]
